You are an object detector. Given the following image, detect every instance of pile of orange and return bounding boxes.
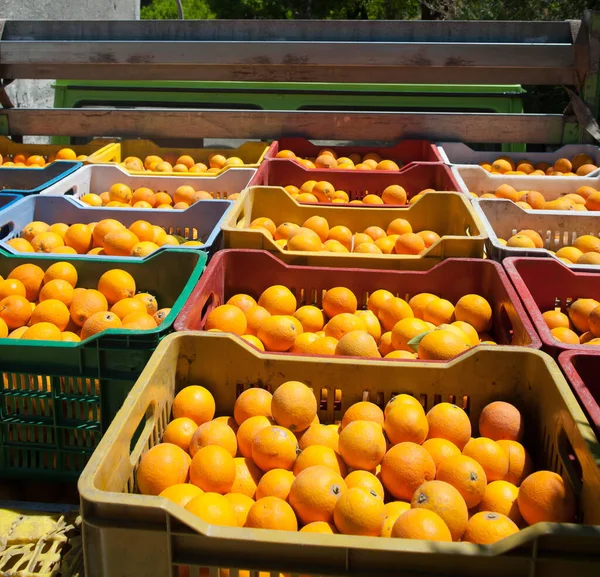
[0,262,169,342]
[120,152,245,174]
[276,148,402,172]
[282,179,429,206]
[472,184,600,211]
[542,298,600,346]
[203,285,496,361]
[138,383,576,544]
[78,182,238,210]
[479,154,597,176]
[8,218,202,257]
[499,230,600,267]
[0,148,85,168]
[248,213,442,256]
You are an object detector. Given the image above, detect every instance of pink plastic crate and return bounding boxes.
[249,159,462,205]
[559,350,600,437]
[504,257,600,357]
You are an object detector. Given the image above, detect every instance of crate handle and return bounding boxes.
[498,304,515,345]
[0,221,14,240]
[556,421,584,502]
[128,400,161,469]
[198,292,217,328]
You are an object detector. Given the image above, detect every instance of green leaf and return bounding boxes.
[407,330,433,353]
[172,234,187,244]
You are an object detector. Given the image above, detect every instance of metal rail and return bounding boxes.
[0,108,567,144]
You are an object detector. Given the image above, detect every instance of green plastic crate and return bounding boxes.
[0,248,206,481]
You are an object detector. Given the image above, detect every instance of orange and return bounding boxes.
[542,310,570,330]
[287,232,322,251]
[110,297,147,320]
[234,387,272,425]
[480,480,523,525]
[422,438,461,469]
[159,483,203,508]
[103,229,140,256]
[97,269,136,305]
[517,229,544,249]
[0,278,26,300]
[378,331,394,356]
[271,380,317,433]
[333,486,384,536]
[236,415,273,459]
[60,331,80,342]
[353,310,381,341]
[256,468,295,501]
[163,417,198,452]
[491,159,513,173]
[306,335,338,355]
[335,330,380,358]
[363,226,386,242]
[478,401,523,442]
[205,304,247,335]
[344,470,384,500]
[241,334,264,350]
[69,289,108,327]
[258,285,297,316]
[408,293,439,320]
[8,264,45,302]
[289,331,318,353]
[497,440,534,486]
[418,230,441,248]
[315,155,337,169]
[385,350,416,359]
[322,287,357,318]
[426,402,471,450]
[454,294,492,333]
[381,185,407,205]
[185,492,237,527]
[136,443,191,495]
[30,299,70,331]
[390,317,430,351]
[507,234,536,249]
[31,231,65,253]
[391,508,452,542]
[108,183,133,204]
[291,306,324,333]
[555,246,584,263]
[417,330,469,361]
[0,318,7,338]
[384,394,422,417]
[300,521,337,534]
[551,326,580,344]
[577,252,600,265]
[251,426,299,472]
[92,219,124,248]
[436,454,487,509]
[121,311,158,330]
[385,403,429,445]
[411,480,469,541]
[322,239,349,252]
[0,295,32,329]
[423,298,455,325]
[327,225,353,250]
[224,492,255,527]
[289,465,346,524]
[131,188,156,207]
[464,511,520,546]
[298,422,338,452]
[63,224,93,254]
[257,315,298,351]
[21,221,49,242]
[311,182,335,203]
[381,501,412,537]
[294,445,346,477]
[395,233,425,255]
[230,457,262,498]
[245,496,298,531]
[451,321,479,346]
[242,305,270,337]
[127,220,155,243]
[494,184,519,201]
[189,420,238,458]
[341,401,384,430]
[519,191,546,209]
[7,238,34,253]
[569,298,600,333]
[378,298,414,332]
[386,218,412,236]
[338,420,386,471]
[323,313,365,340]
[172,385,216,426]
[362,194,384,205]
[573,235,600,254]
[463,437,509,482]
[274,223,300,241]
[517,470,576,525]
[21,322,62,341]
[189,445,235,494]
[576,164,597,176]
[381,442,436,502]
[39,279,74,307]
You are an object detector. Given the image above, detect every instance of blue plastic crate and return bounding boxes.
[0,161,82,195]
[0,194,232,261]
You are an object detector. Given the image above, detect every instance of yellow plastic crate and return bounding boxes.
[78,333,600,577]
[222,188,486,269]
[0,136,116,165]
[88,140,272,177]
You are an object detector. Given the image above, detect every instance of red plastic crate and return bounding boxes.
[249,159,462,205]
[504,257,600,357]
[267,138,444,171]
[559,350,600,437]
[174,249,541,358]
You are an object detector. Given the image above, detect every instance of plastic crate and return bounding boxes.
[266,138,444,173]
[438,143,600,173]
[452,165,600,210]
[0,194,232,261]
[0,161,83,195]
[88,139,273,176]
[0,249,206,481]
[559,350,600,438]
[78,333,600,577]
[0,136,116,165]
[40,163,257,203]
[471,198,600,270]
[0,192,23,214]
[174,249,541,355]
[503,257,600,358]
[250,159,461,204]
[222,188,485,270]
